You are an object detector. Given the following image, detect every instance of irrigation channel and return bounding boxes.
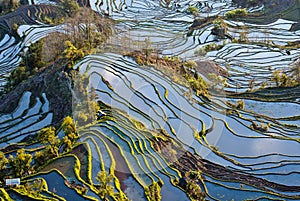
[0,0,300,200]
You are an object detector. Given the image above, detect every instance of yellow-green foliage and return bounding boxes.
[96,171,114,200]
[132,119,146,130]
[195,44,224,56]
[236,100,245,110]
[188,6,199,16]
[5,66,28,93]
[72,73,100,126]
[186,181,206,201]
[185,171,206,201]
[85,143,93,184]
[63,41,84,68]
[184,60,197,69]
[63,41,85,68]
[74,155,81,178]
[188,76,209,97]
[12,179,54,201]
[194,130,201,140]
[225,8,248,19]
[37,127,56,144]
[208,73,228,89]
[60,0,79,15]
[62,116,78,141]
[200,121,206,137]
[144,182,162,201]
[271,70,298,87]
[212,18,227,30]
[0,151,8,173]
[250,122,269,132]
[0,188,13,201]
[43,16,54,24]
[114,192,130,201]
[203,43,223,52]
[9,149,33,177]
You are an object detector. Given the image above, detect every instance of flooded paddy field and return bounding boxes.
[0,0,299,200]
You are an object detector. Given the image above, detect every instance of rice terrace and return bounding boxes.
[0,0,300,200]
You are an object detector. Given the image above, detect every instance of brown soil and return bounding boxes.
[232,0,295,9]
[151,136,300,197]
[124,50,191,87]
[189,16,218,32]
[40,155,76,178]
[195,60,229,78]
[124,51,183,71]
[290,23,300,31]
[70,144,89,182]
[232,0,299,24]
[125,51,228,79]
[0,59,72,127]
[100,136,132,191]
[0,4,64,36]
[51,0,92,7]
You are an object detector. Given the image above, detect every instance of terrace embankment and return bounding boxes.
[101,136,132,191]
[125,50,227,83]
[0,59,72,126]
[232,0,296,9]
[234,0,300,24]
[228,84,300,102]
[0,4,64,36]
[190,0,300,31]
[195,60,229,78]
[152,136,300,195]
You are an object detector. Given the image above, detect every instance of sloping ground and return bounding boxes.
[232,0,296,8]
[29,0,91,7]
[76,0,91,7]
[153,136,300,193]
[234,0,300,24]
[0,4,64,35]
[195,60,229,78]
[0,91,52,146]
[205,18,300,92]
[73,53,300,200]
[0,59,72,126]
[229,84,300,102]
[0,4,67,86]
[0,0,299,200]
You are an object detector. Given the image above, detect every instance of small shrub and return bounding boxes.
[184,60,197,69]
[194,48,207,56]
[271,70,298,87]
[188,6,199,17]
[225,8,248,19]
[12,23,18,31]
[236,100,244,109]
[145,182,162,201]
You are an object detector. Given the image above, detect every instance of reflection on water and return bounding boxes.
[0,0,299,200]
